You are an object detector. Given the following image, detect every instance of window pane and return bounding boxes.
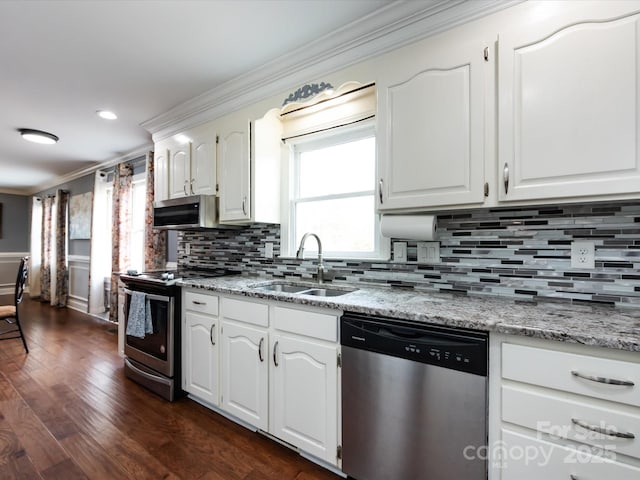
[298,136,375,198]
[295,196,375,253]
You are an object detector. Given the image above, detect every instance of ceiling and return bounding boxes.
[0,0,516,195]
[0,0,398,194]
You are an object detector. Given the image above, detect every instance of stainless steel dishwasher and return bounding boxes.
[341,312,488,480]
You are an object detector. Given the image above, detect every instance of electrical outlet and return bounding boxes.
[264,242,274,259]
[393,242,407,263]
[417,241,440,264]
[185,242,191,255]
[571,240,595,269]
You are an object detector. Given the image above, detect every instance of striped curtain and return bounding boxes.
[110,163,133,322]
[144,152,167,271]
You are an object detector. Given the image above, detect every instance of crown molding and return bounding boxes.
[0,187,30,196]
[142,0,522,141]
[26,143,152,196]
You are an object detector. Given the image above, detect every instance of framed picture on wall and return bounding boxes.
[69,192,92,240]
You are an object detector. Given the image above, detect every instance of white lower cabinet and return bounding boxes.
[214,295,341,467]
[501,428,640,480]
[490,334,640,480]
[220,319,269,430]
[182,290,220,406]
[270,332,338,464]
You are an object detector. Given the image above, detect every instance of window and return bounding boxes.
[287,124,388,259]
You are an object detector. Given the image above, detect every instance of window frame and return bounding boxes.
[282,122,389,260]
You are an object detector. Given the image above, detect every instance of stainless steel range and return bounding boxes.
[120,268,237,401]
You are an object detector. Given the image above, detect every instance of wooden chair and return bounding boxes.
[0,257,29,353]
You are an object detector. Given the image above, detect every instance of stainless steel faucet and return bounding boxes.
[296,232,326,284]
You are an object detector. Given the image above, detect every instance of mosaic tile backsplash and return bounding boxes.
[177,201,640,307]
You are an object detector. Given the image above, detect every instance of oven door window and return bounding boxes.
[125,294,169,362]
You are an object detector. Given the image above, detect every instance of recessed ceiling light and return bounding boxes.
[97,110,117,120]
[18,128,59,145]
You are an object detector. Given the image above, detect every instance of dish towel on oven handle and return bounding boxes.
[126,291,153,338]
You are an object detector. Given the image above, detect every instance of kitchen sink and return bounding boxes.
[255,283,309,293]
[251,281,358,297]
[299,288,354,297]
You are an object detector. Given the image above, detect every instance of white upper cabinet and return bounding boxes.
[499,3,640,202]
[377,32,487,211]
[167,122,217,199]
[219,112,251,222]
[219,108,282,224]
[153,139,170,202]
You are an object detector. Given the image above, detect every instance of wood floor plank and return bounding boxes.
[0,297,341,480]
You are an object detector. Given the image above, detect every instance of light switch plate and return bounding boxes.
[185,242,191,255]
[417,242,440,264]
[393,242,407,263]
[264,242,274,259]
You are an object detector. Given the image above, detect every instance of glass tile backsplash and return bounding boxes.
[177,201,640,307]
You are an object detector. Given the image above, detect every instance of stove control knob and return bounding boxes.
[161,272,169,280]
[167,273,174,280]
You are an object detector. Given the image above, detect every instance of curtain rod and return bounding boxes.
[281,115,375,143]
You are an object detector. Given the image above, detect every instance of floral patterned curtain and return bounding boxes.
[52,189,69,307]
[110,163,133,322]
[144,152,167,271]
[40,196,53,302]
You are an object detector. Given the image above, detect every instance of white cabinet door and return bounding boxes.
[219,115,251,222]
[183,311,218,405]
[499,7,640,202]
[377,34,485,210]
[168,142,191,199]
[220,320,268,430]
[153,141,169,202]
[190,124,217,196]
[270,333,338,465]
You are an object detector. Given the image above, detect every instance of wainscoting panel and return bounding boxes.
[68,255,90,312]
[0,252,29,295]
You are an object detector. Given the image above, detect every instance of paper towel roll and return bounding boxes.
[380,214,438,240]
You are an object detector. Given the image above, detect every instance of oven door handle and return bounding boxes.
[123,288,171,303]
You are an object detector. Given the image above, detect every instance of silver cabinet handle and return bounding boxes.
[273,340,279,367]
[378,179,384,204]
[571,418,635,439]
[183,180,188,196]
[190,179,195,195]
[258,337,264,362]
[192,300,206,305]
[570,475,578,480]
[210,323,215,346]
[571,370,635,387]
[503,163,509,194]
[242,196,247,215]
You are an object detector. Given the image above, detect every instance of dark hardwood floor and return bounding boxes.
[0,296,342,480]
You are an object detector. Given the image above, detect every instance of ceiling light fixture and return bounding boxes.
[97,110,118,120]
[18,128,59,145]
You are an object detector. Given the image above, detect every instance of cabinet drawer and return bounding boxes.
[501,428,640,480]
[184,290,218,315]
[502,385,640,460]
[272,306,338,342]
[502,343,640,407]
[221,297,268,327]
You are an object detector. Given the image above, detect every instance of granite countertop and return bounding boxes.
[177,275,640,352]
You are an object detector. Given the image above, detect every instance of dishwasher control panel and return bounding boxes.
[341,313,488,376]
